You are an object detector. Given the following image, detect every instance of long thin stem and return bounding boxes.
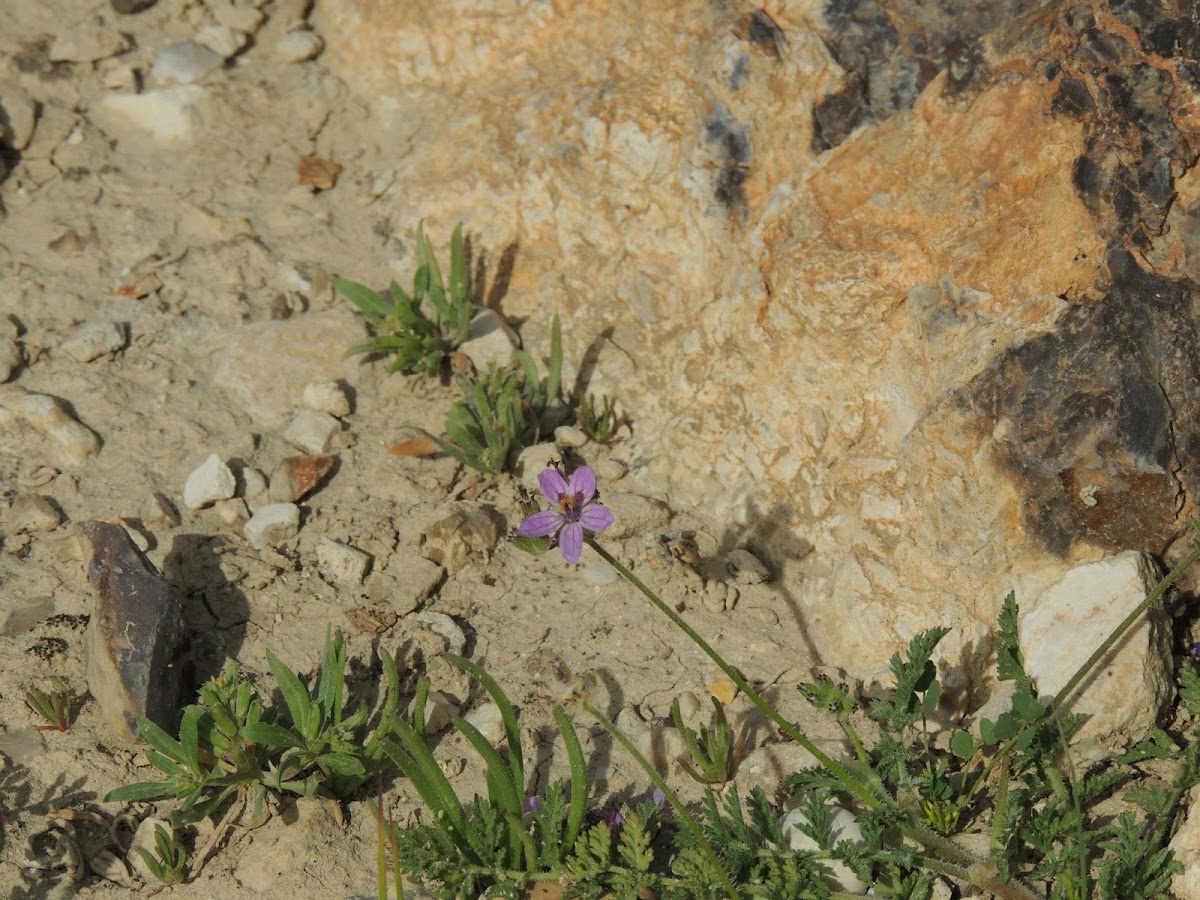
[585,539,878,808]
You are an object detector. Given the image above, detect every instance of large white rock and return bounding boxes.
[243,503,301,548]
[1020,552,1171,762]
[182,454,236,510]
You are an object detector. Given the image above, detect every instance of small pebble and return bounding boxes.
[243,503,300,548]
[594,457,628,481]
[140,492,181,527]
[412,611,467,657]
[302,380,351,417]
[706,672,738,706]
[0,87,37,150]
[0,336,22,381]
[282,409,339,454]
[5,495,63,535]
[194,24,248,59]
[515,443,561,492]
[580,562,617,585]
[213,497,250,528]
[211,3,265,34]
[50,20,130,62]
[673,691,703,728]
[60,320,126,362]
[150,41,225,85]
[98,88,204,142]
[0,386,101,465]
[423,503,502,573]
[99,61,139,92]
[463,702,504,745]
[700,579,727,613]
[415,690,459,735]
[275,29,324,63]
[237,465,268,499]
[182,454,236,509]
[127,819,173,883]
[315,538,371,587]
[553,425,588,448]
[269,454,334,503]
[726,547,770,584]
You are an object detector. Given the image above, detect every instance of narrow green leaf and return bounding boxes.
[241,722,306,750]
[137,716,188,764]
[449,222,469,306]
[553,705,588,855]
[104,781,176,803]
[267,649,315,737]
[547,313,562,405]
[317,752,367,777]
[446,654,525,796]
[317,630,346,725]
[334,277,393,318]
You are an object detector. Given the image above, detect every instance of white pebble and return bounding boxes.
[316,538,371,587]
[49,20,130,62]
[0,336,22,381]
[580,562,617,585]
[726,548,770,584]
[414,690,459,735]
[275,29,324,63]
[515,443,562,492]
[238,466,268,499]
[194,24,248,60]
[553,425,588,448]
[458,310,515,372]
[243,503,300,548]
[182,454,237,509]
[140,492,180,527]
[413,611,467,657]
[302,380,351,417]
[98,88,204,142]
[151,41,225,85]
[0,386,100,465]
[4,495,63,535]
[214,497,250,528]
[594,457,628,481]
[282,409,339,454]
[463,702,504,745]
[0,87,37,150]
[60,320,126,362]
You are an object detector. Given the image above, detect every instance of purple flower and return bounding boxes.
[523,795,541,814]
[517,466,614,564]
[603,807,626,829]
[652,787,666,807]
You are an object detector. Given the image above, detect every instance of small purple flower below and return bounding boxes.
[517,465,615,564]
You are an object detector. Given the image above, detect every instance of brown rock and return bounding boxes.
[422,503,502,572]
[272,454,335,503]
[79,521,184,742]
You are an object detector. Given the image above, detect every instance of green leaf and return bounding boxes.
[334,277,393,318]
[137,716,189,764]
[449,222,469,306]
[1012,691,1044,722]
[316,630,346,725]
[241,722,306,750]
[446,655,525,797]
[317,752,367,777]
[267,649,316,739]
[950,729,975,759]
[104,781,177,803]
[547,313,562,407]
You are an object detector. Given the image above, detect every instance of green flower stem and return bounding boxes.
[586,538,878,809]
[581,698,741,900]
[587,537,1041,899]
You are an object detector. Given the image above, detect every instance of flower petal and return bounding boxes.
[569,466,597,502]
[537,468,569,504]
[558,523,583,564]
[579,502,614,534]
[517,510,564,537]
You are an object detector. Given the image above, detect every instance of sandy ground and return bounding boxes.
[0,3,843,897]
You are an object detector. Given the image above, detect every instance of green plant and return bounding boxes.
[105,631,399,866]
[384,654,589,898]
[412,314,563,473]
[337,222,475,377]
[26,678,73,732]
[577,393,622,443]
[671,696,749,786]
[137,824,187,885]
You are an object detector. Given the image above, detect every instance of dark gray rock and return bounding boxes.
[80,521,184,742]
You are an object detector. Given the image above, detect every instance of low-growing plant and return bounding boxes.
[26,678,73,732]
[577,392,622,443]
[137,824,187,886]
[105,631,400,872]
[337,222,475,377]
[671,696,749,786]
[411,314,564,473]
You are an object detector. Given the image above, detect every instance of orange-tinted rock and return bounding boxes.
[274,454,335,503]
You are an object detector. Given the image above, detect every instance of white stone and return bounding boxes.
[1170,787,1200,900]
[778,806,868,894]
[151,42,225,85]
[0,336,22,381]
[214,497,250,528]
[734,740,848,800]
[594,457,629,481]
[244,504,301,548]
[0,87,37,150]
[194,24,249,60]
[127,818,173,883]
[553,425,588,448]
[0,386,100,465]
[364,550,442,615]
[97,88,205,142]
[458,309,515,372]
[210,2,265,35]
[239,466,268,499]
[282,410,339,454]
[726,548,770,584]
[1021,551,1171,761]
[463,702,504,745]
[315,538,371,587]
[415,690,459,735]
[60,320,126,362]
[275,29,324,63]
[182,454,236,509]
[412,611,466,657]
[580,562,617,585]
[515,443,562,492]
[302,380,351,417]
[49,20,130,62]
[140,492,180,527]
[4,495,63,535]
